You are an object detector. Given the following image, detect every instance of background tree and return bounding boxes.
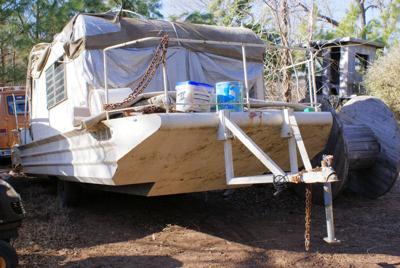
[0,0,163,85]
[110,0,163,18]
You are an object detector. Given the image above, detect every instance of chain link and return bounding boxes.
[104,34,169,111]
[305,184,312,251]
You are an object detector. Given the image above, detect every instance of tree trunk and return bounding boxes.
[280,0,291,102]
[1,47,5,76]
[35,0,40,41]
[356,0,367,39]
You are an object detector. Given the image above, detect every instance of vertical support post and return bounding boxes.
[224,139,234,183]
[103,50,109,120]
[218,110,234,183]
[306,59,314,107]
[162,61,169,113]
[282,109,298,173]
[241,45,250,110]
[103,51,108,105]
[23,86,28,145]
[309,52,318,110]
[323,182,340,243]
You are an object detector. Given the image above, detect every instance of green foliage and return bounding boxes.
[0,0,163,85]
[1,0,400,87]
[330,0,400,46]
[336,3,360,38]
[208,0,252,26]
[365,45,400,117]
[184,11,214,25]
[379,0,400,46]
[109,0,163,18]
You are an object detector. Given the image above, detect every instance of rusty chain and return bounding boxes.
[305,184,312,251]
[104,34,169,111]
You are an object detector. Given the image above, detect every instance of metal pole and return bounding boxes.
[103,50,109,120]
[310,52,318,110]
[241,45,250,110]
[103,36,314,52]
[282,109,298,173]
[323,182,340,244]
[218,110,234,183]
[162,62,169,113]
[307,59,314,107]
[24,85,28,144]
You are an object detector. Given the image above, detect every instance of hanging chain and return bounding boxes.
[304,184,312,251]
[104,34,169,111]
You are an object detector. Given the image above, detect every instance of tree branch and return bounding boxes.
[298,2,339,27]
[365,4,378,12]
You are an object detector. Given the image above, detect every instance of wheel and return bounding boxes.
[0,240,18,268]
[57,180,82,207]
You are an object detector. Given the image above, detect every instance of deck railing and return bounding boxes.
[103,36,318,119]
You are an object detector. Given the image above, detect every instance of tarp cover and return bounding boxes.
[29,13,265,103]
[81,47,264,95]
[61,13,265,62]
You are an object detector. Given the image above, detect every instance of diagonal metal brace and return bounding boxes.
[217,109,340,245]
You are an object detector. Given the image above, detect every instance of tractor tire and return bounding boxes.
[0,240,17,268]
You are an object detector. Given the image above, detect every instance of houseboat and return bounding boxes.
[13,11,400,245]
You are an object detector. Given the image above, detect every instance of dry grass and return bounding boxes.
[365,46,400,118]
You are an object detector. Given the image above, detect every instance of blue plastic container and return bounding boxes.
[215,81,243,112]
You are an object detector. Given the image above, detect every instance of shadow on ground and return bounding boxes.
[9,176,400,267]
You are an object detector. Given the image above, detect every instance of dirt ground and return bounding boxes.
[4,165,400,267]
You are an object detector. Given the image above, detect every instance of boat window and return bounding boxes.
[7,95,27,115]
[45,58,66,108]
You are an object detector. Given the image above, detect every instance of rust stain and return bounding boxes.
[249,111,258,119]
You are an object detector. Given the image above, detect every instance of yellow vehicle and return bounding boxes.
[0,87,27,158]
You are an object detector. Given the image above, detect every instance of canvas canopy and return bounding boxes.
[61,12,265,62]
[28,12,266,114]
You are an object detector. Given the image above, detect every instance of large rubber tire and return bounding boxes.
[0,240,18,268]
[339,96,400,198]
[57,180,82,207]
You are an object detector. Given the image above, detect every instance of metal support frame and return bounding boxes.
[218,109,339,243]
[323,182,340,244]
[102,36,318,119]
[162,61,169,113]
[241,45,250,110]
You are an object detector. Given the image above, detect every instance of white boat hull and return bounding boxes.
[18,111,332,196]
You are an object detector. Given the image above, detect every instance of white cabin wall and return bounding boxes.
[67,54,89,108]
[31,41,86,141]
[31,76,52,139]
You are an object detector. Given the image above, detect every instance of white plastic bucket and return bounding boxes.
[175,81,213,112]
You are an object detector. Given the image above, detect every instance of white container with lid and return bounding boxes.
[175,81,213,112]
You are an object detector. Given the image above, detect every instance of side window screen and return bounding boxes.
[7,95,27,115]
[45,58,66,108]
[355,53,369,75]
